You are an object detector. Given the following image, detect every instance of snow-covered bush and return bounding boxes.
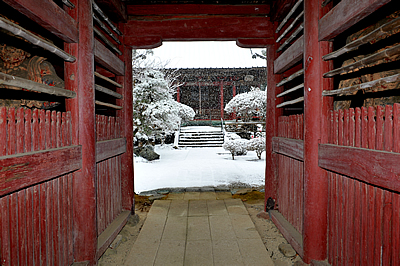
[224,87,267,121]
[223,139,249,160]
[247,137,266,159]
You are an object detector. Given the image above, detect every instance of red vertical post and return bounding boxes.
[177,87,181,103]
[117,25,135,212]
[232,85,237,120]
[220,81,224,119]
[265,36,282,207]
[303,0,331,262]
[67,0,97,263]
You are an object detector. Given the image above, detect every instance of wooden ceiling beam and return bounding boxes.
[124,16,274,48]
[127,4,270,16]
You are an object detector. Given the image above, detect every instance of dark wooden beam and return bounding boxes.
[319,0,391,41]
[319,144,400,192]
[274,35,303,74]
[96,211,130,259]
[0,146,81,197]
[94,39,125,76]
[96,138,126,163]
[269,210,304,258]
[236,38,275,48]
[127,4,270,16]
[272,137,304,161]
[2,0,78,43]
[95,0,127,22]
[124,16,274,48]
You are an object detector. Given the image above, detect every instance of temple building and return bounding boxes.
[174,67,267,120]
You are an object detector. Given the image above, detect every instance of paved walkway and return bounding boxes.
[124,191,274,266]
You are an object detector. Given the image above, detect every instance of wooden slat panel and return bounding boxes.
[94,39,125,76]
[272,137,304,161]
[2,0,78,43]
[318,0,391,41]
[274,35,304,74]
[96,138,126,162]
[0,146,82,197]
[319,144,400,192]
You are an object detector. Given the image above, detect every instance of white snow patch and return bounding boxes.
[134,144,265,193]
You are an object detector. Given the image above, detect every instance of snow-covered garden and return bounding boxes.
[134,141,265,194]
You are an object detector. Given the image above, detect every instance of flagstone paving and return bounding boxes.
[124,192,274,266]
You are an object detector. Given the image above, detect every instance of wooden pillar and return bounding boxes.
[232,85,237,120]
[264,41,282,207]
[302,0,331,262]
[68,0,97,264]
[177,87,181,103]
[117,26,134,213]
[220,81,224,119]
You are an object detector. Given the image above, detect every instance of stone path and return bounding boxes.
[124,191,274,266]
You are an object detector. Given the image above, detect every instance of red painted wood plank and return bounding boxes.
[45,111,51,150]
[272,137,304,161]
[46,181,53,265]
[0,195,11,265]
[127,4,270,16]
[274,35,303,74]
[0,146,82,197]
[32,185,40,266]
[24,109,32,153]
[67,174,74,265]
[51,111,56,149]
[94,39,125,76]
[318,0,391,41]
[52,178,60,266]
[319,144,400,192]
[26,188,34,266]
[9,193,18,264]
[2,0,78,43]
[0,107,6,156]
[7,108,16,156]
[96,138,126,162]
[39,110,46,151]
[16,108,24,154]
[57,112,62,148]
[39,183,46,265]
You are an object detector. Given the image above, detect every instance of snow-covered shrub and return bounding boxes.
[224,87,267,121]
[223,139,249,160]
[247,137,266,159]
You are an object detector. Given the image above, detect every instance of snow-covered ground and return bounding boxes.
[134,144,265,193]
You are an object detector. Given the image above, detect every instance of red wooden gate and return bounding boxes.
[325,105,400,265]
[0,107,76,265]
[96,115,123,236]
[276,115,304,234]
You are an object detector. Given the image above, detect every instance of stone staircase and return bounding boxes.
[177,126,224,147]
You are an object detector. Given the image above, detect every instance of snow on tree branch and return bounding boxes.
[224,87,267,121]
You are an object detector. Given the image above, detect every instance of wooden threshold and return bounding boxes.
[269,210,304,258]
[97,210,131,260]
